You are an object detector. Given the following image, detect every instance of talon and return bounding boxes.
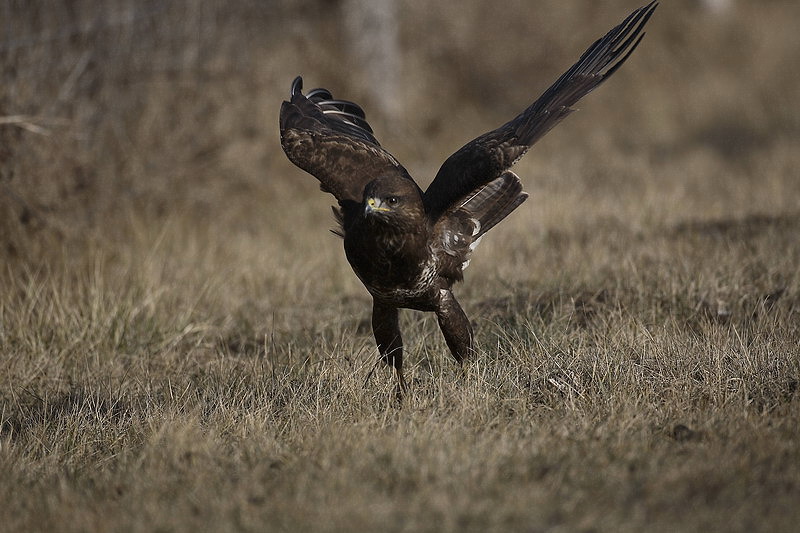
[363,358,382,388]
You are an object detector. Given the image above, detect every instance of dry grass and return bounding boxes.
[2,1,800,531]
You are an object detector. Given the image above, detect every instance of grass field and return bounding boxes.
[2,1,800,531]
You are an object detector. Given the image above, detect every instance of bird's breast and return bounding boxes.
[343,223,440,308]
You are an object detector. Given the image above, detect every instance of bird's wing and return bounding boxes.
[280,76,416,205]
[422,1,657,220]
[435,171,528,280]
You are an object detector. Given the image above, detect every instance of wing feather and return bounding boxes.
[435,171,528,280]
[423,1,657,220]
[280,76,417,204]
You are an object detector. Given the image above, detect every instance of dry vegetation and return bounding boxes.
[2,0,800,531]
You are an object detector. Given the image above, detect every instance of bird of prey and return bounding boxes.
[280,2,657,396]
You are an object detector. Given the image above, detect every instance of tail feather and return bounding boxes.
[456,171,528,238]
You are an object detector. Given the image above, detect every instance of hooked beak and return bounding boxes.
[365,197,391,216]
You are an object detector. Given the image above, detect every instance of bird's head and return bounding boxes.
[362,175,424,230]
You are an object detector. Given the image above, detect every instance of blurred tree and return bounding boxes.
[701,0,734,14]
[343,0,401,119]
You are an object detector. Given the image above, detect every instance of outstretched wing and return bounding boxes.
[280,76,416,205]
[423,1,657,220]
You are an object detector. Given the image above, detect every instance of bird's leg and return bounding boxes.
[435,289,474,365]
[371,300,407,399]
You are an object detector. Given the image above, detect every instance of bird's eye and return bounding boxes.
[386,196,399,206]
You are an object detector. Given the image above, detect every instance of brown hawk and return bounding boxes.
[280,2,657,395]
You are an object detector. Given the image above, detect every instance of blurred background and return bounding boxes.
[2,0,799,263]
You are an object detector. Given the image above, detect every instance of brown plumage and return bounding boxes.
[279,2,657,397]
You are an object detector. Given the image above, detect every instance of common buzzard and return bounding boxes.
[280,2,657,396]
